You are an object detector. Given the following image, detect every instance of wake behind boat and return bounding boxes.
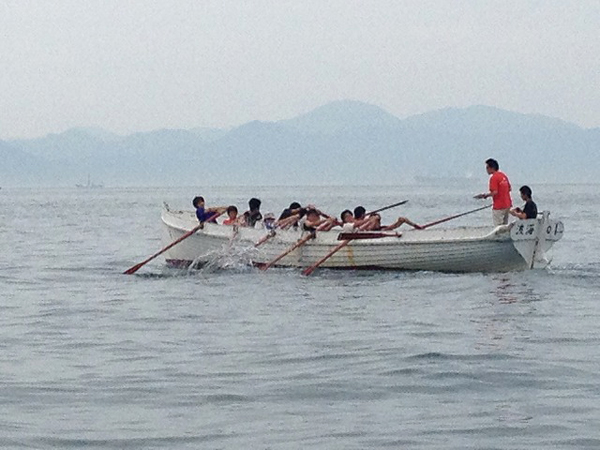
[159,205,564,273]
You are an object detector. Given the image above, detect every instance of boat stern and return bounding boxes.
[511,211,564,269]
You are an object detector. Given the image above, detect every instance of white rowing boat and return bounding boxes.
[160,206,564,273]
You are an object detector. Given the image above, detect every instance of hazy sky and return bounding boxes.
[1,0,599,139]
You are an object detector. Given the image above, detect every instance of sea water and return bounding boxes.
[1,184,598,449]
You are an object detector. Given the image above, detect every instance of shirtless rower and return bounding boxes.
[353,205,422,231]
[302,208,340,232]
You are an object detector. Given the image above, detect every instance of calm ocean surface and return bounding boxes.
[1,184,598,449]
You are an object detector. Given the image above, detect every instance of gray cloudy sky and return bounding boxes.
[1,0,598,139]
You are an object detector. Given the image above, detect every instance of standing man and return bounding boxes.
[474,158,512,225]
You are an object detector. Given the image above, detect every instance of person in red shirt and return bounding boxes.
[222,205,239,225]
[474,158,512,225]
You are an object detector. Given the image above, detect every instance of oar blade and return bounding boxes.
[123,220,209,275]
[301,266,316,276]
[123,262,145,275]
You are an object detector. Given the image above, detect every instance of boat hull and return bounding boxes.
[159,209,563,273]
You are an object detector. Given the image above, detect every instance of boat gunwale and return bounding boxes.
[160,210,511,247]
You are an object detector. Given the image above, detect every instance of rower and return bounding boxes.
[301,208,339,232]
[278,202,302,221]
[263,212,276,230]
[510,185,538,220]
[222,205,239,225]
[276,206,306,230]
[241,197,263,228]
[353,206,381,230]
[353,205,422,230]
[340,209,356,232]
[193,196,226,223]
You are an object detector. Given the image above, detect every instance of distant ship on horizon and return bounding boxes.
[76,174,104,189]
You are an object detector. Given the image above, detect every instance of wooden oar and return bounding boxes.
[301,200,408,276]
[419,204,491,230]
[366,199,408,216]
[302,223,376,276]
[260,232,315,271]
[123,212,223,275]
[337,231,401,240]
[255,229,276,247]
[302,240,350,276]
[256,207,334,248]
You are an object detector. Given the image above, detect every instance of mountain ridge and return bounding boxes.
[1,101,597,186]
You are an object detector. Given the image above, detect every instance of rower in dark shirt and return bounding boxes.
[510,185,538,219]
[276,203,307,230]
[241,197,263,227]
[278,202,302,221]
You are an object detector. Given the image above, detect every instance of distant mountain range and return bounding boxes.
[1,100,598,186]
